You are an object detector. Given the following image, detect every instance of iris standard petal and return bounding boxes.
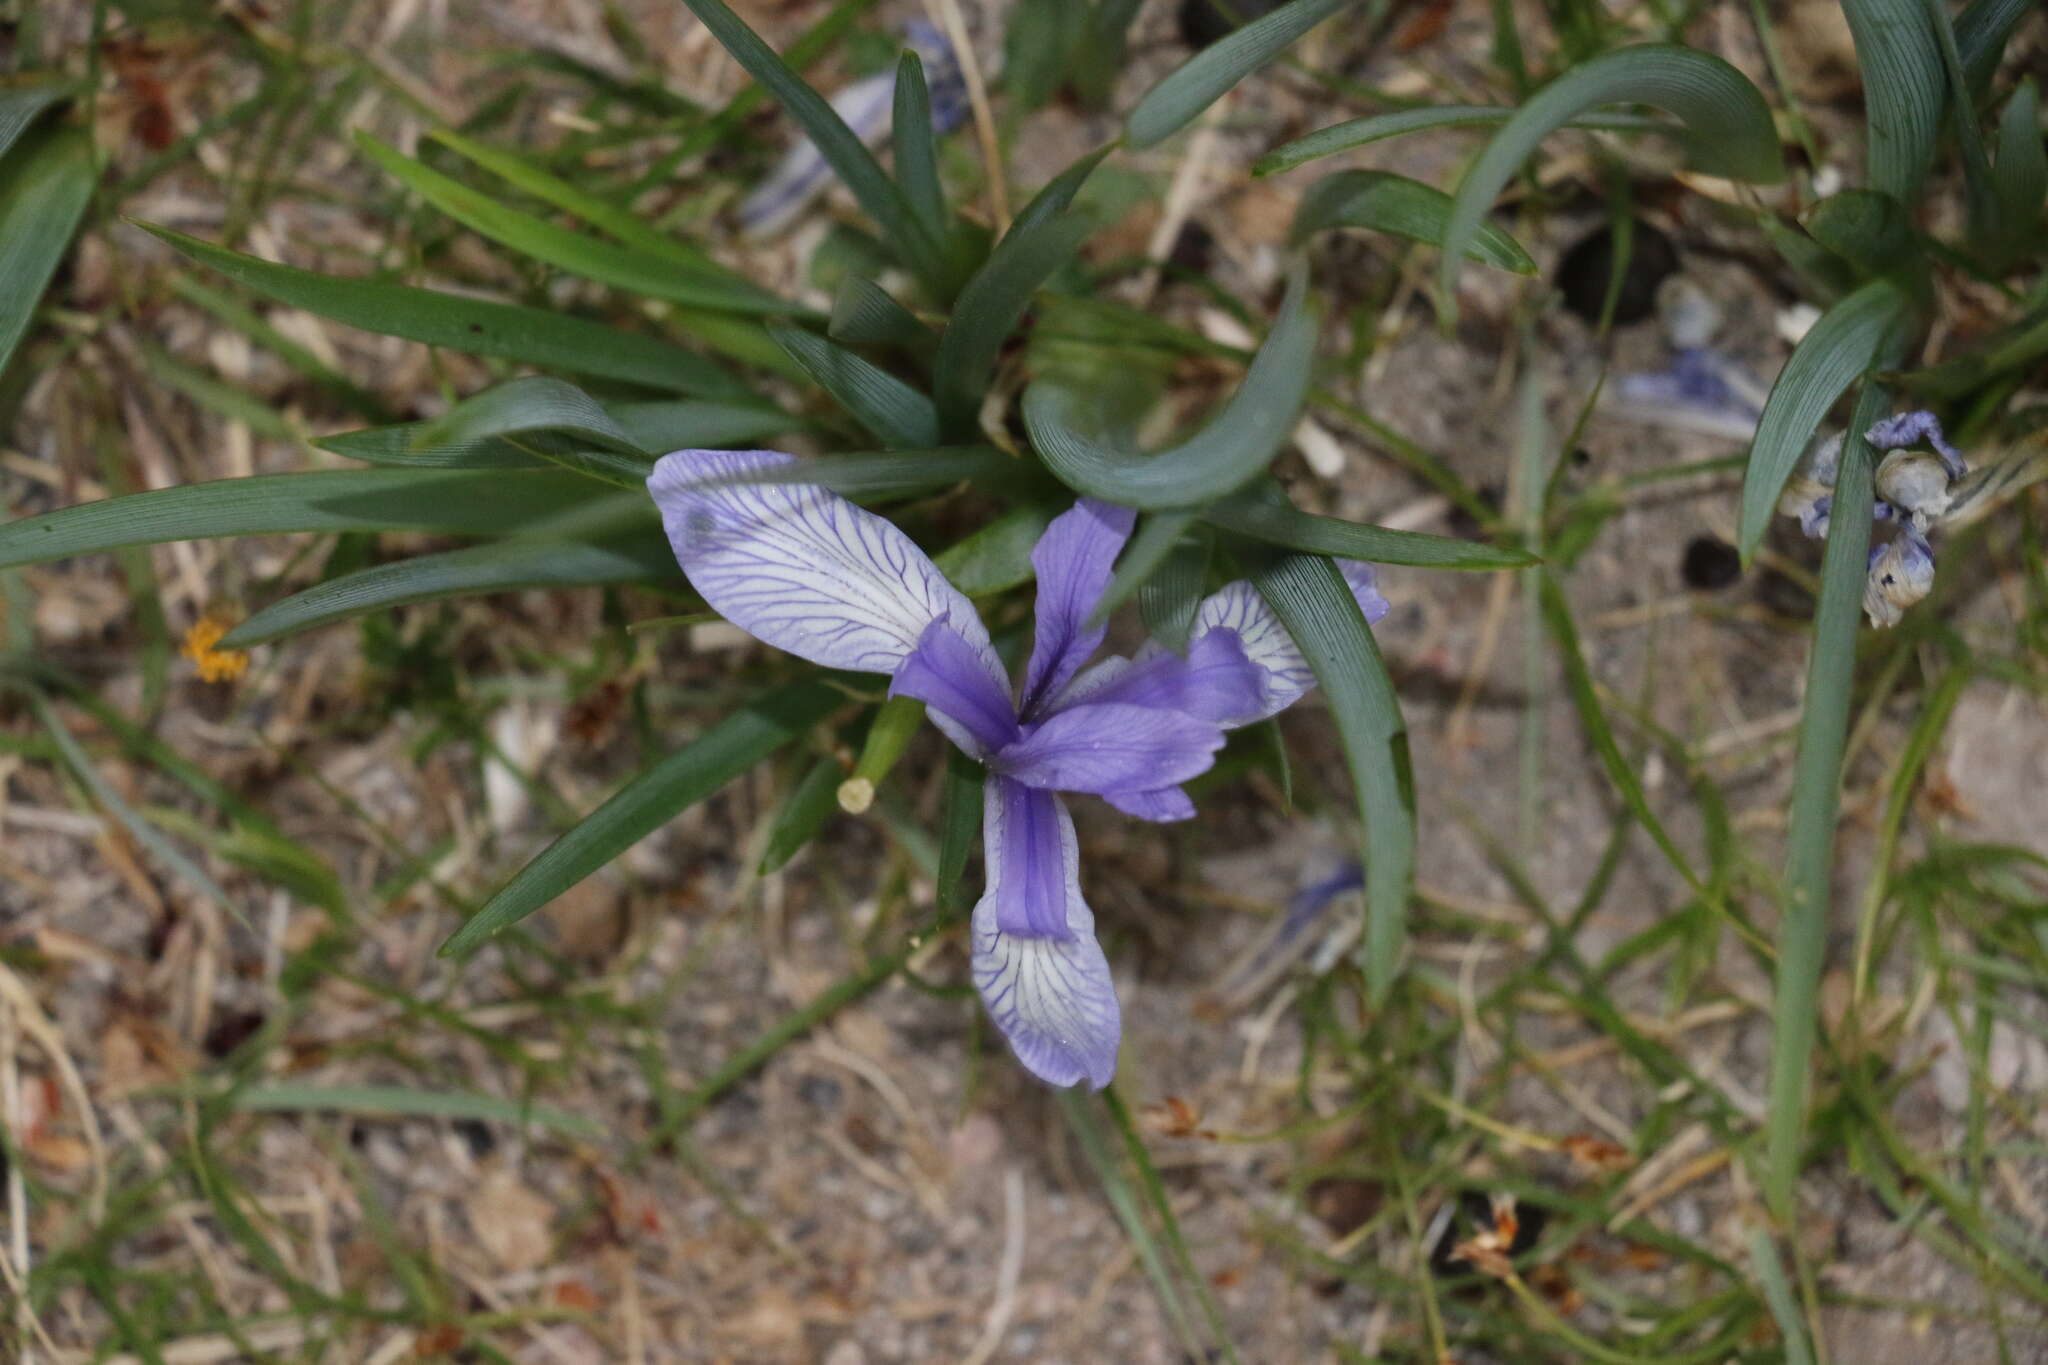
[994,701,1224,797]
[1189,564,1389,724]
[650,449,1000,678]
[889,620,1020,758]
[971,778,1120,1088]
[1080,627,1268,724]
[1101,785,1197,822]
[1018,499,1136,717]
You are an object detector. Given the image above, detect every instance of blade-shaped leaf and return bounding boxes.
[1804,190,1917,275]
[358,134,796,316]
[1125,0,1358,149]
[221,533,679,647]
[1735,277,1909,557]
[675,0,944,285]
[1439,46,1783,308]
[1988,80,2045,265]
[1024,266,1318,509]
[770,324,940,448]
[609,399,801,452]
[0,79,78,163]
[1204,488,1538,568]
[1290,170,1536,273]
[0,125,95,379]
[1248,552,1413,1002]
[892,51,948,242]
[1842,0,1946,203]
[1011,145,1113,237]
[1091,509,1200,626]
[1956,0,2031,94]
[0,468,612,570]
[759,757,844,874]
[933,210,1095,437]
[231,1083,601,1139]
[1138,539,1208,652]
[415,376,648,457]
[316,424,549,470]
[829,275,937,358]
[143,225,748,398]
[932,501,1058,594]
[440,677,845,954]
[1255,105,1664,177]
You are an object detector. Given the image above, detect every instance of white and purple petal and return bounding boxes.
[971,777,1120,1088]
[1189,564,1389,725]
[994,702,1224,798]
[889,620,1019,758]
[649,449,1000,679]
[1079,627,1267,724]
[1018,499,1136,717]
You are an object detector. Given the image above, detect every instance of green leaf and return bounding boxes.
[232,1083,602,1139]
[1254,104,1662,177]
[609,399,802,452]
[1956,0,2031,95]
[1842,0,1946,202]
[892,52,948,242]
[1091,509,1200,627]
[441,678,845,954]
[316,423,550,470]
[1898,296,2048,397]
[671,444,1028,501]
[0,468,613,570]
[357,133,795,316]
[0,79,78,164]
[1125,0,1358,149]
[1204,486,1540,568]
[1764,381,1886,1221]
[829,275,935,358]
[417,375,648,455]
[936,747,983,913]
[674,0,944,288]
[1747,1228,1816,1365]
[933,502,1058,594]
[143,225,747,398]
[0,125,95,379]
[1803,190,1917,277]
[1138,538,1208,652]
[1988,80,2045,265]
[770,324,940,448]
[221,533,678,647]
[1024,266,1318,509]
[933,210,1096,437]
[758,757,844,874]
[1289,170,1536,273]
[1735,277,1909,557]
[1438,46,1783,308]
[1248,552,1413,1002]
[1011,145,1114,237]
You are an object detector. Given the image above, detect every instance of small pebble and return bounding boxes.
[1681,534,1742,590]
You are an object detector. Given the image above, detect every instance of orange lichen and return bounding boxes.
[180,614,249,682]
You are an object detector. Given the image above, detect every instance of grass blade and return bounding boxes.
[1289,170,1536,272]
[1090,509,1200,627]
[1025,266,1318,509]
[936,746,983,911]
[440,678,845,954]
[680,445,1029,500]
[1842,0,1946,203]
[1205,485,1538,568]
[892,51,948,242]
[0,468,611,570]
[933,211,1095,438]
[1254,105,1663,177]
[1763,380,1887,1222]
[232,1083,603,1139]
[933,502,1058,594]
[769,324,941,448]
[1249,552,1413,1001]
[221,534,679,647]
[759,756,845,874]
[1125,0,1358,149]
[0,78,78,163]
[1438,46,1783,308]
[1734,277,1908,558]
[416,375,648,457]
[143,225,747,398]
[829,275,935,357]
[0,124,95,379]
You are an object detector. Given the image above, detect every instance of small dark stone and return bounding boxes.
[1178,0,1287,48]
[1166,219,1215,274]
[1571,446,1593,467]
[1681,534,1742,590]
[1554,220,1679,326]
[453,1118,495,1157]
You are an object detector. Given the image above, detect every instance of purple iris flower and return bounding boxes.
[648,449,1389,1088]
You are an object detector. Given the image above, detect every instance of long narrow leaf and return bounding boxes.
[672,444,1028,500]
[1255,105,1664,177]
[770,324,940,448]
[829,275,936,357]
[1024,267,1318,509]
[1439,47,1783,307]
[0,79,78,163]
[1125,0,1358,149]
[1249,553,1413,1001]
[441,678,845,954]
[1842,0,1947,202]
[892,52,947,242]
[0,125,95,378]
[933,211,1095,437]
[1204,486,1537,568]
[144,226,747,398]
[233,1083,601,1139]
[1290,170,1536,272]
[0,468,611,570]
[222,534,678,647]
[1735,278,1908,557]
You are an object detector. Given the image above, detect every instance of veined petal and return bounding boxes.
[1191,563,1389,724]
[1019,499,1136,717]
[889,620,1019,758]
[650,449,998,678]
[987,775,1074,939]
[1101,785,1196,822]
[1077,628,1267,725]
[995,701,1223,797]
[972,778,1119,1088]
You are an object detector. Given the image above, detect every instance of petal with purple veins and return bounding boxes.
[971,778,1120,1088]
[994,702,1224,797]
[649,449,999,678]
[889,620,1019,758]
[1018,499,1136,717]
[1189,566,1388,724]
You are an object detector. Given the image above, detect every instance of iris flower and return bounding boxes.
[649,449,1388,1087]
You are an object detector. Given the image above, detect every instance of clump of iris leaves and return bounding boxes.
[0,0,2043,1355]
